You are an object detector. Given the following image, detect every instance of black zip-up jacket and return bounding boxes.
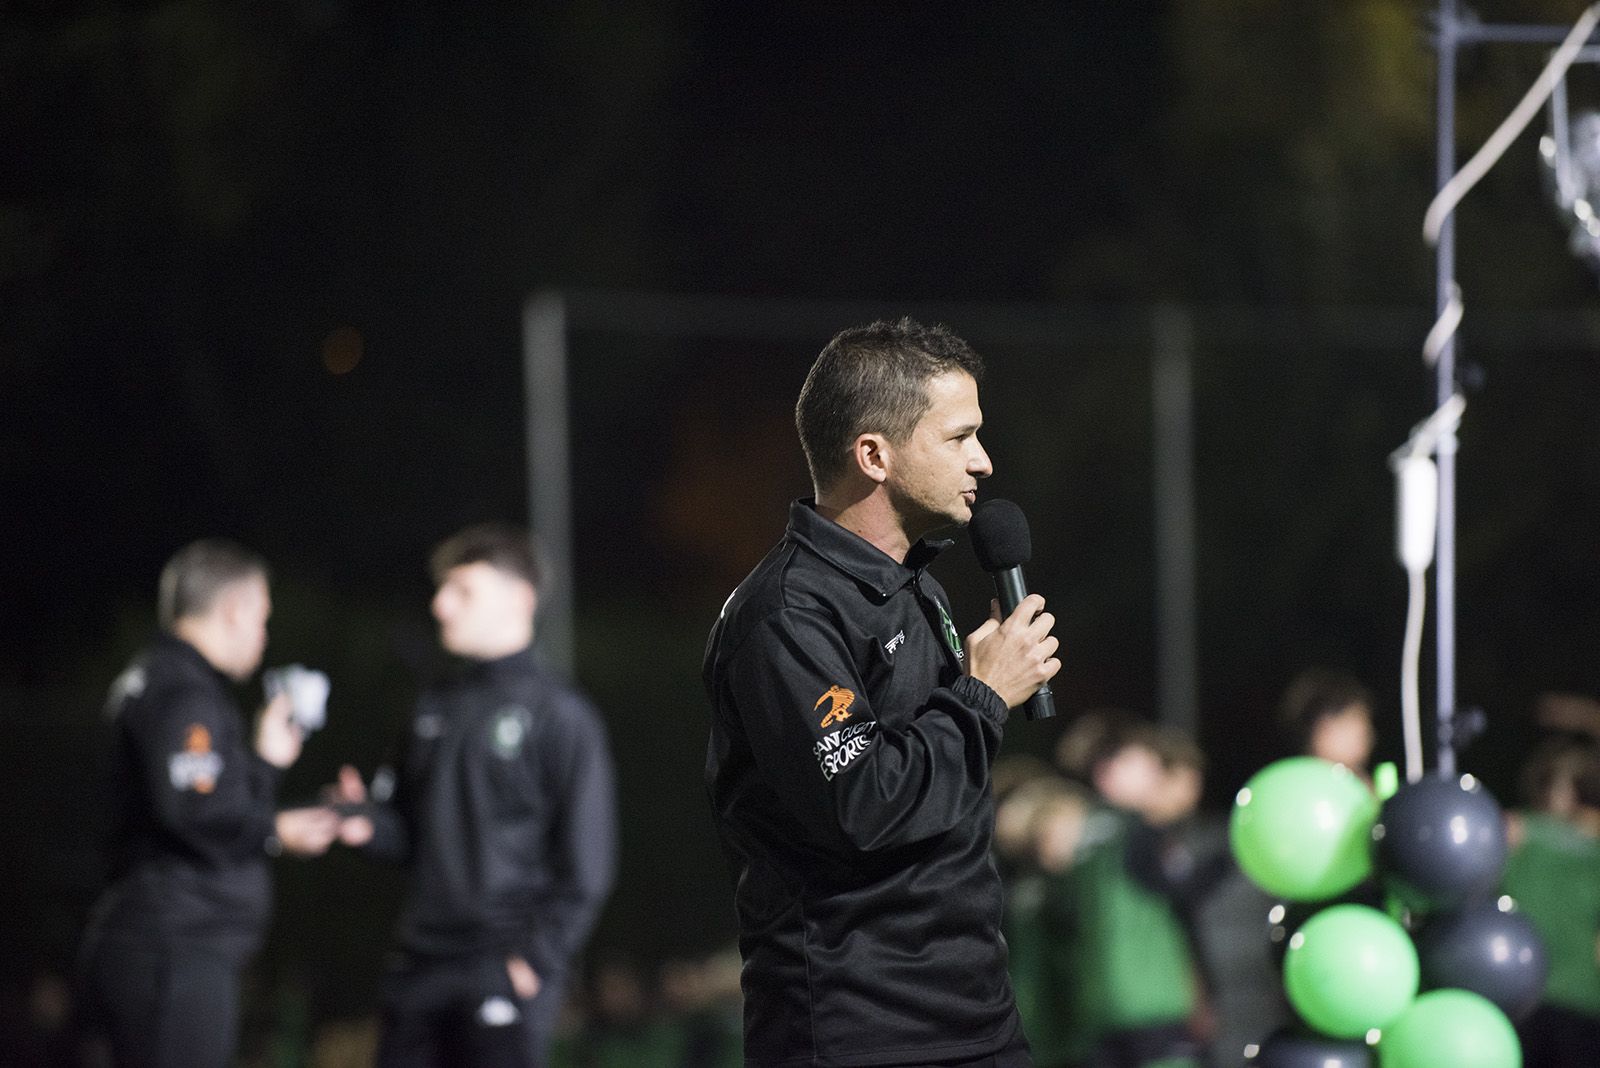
[84,633,281,963]
[362,650,617,982]
[704,499,1021,1067]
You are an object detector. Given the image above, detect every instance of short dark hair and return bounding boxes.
[795,317,985,490]
[1576,751,1600,811]
[1520,736,1600,811]
[429,523,543,590]
[158,539,269,630]
[1278,668,1373,750]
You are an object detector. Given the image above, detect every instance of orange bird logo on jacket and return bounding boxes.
[815,686,856,728]
[167,723,220,794]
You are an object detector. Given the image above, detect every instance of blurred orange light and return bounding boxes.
[322,327,363,374]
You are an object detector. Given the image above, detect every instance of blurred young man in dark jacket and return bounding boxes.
[333,524,616,1068]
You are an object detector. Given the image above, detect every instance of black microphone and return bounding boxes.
[968,498,1056,721]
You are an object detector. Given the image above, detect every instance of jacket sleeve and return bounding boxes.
[357,730,419,863]
[357,786,412,863]
[127,688,280,865]
[726,605,1007,854]
[519,695,618,978]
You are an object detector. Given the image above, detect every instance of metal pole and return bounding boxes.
[523,291,575,677]
[1434,0,1460,777]
[1151,305,1200,740]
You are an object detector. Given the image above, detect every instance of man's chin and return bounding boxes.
[893,494,972,538]
[926,507,972,533]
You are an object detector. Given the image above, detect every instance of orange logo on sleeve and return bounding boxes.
[815,685,856,728]
[168,723,221,794]
[185,725,216,793]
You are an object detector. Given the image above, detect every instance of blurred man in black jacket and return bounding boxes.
[333,524,616,1068]
[703,319,1061,1067]
[78,539,339,1068]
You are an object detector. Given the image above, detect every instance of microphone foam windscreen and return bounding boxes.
[969,498,1032,571]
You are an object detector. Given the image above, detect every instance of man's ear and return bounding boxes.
[852,432,890,485]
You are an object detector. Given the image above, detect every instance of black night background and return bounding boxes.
[4,1,1600,1061]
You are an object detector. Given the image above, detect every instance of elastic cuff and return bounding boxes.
[952,674,1008,724]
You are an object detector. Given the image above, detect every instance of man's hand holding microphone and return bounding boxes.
[965,499,1060,718]
[966,592,1060,711]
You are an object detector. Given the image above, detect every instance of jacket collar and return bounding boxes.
[786,498,952,600]
[458,645,539,684]
[154,630,232,687]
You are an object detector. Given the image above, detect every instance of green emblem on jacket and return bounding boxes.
[935,599,963,660]
[490,706,533,759]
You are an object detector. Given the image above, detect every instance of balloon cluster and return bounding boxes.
[1229,758,1544,1068]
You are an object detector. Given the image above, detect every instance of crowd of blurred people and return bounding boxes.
[986,674,1600,1068]
[1501,693,1600,1065]
[14,625,1600,1065]
[990,672,1370,1068]
[994,709,1269,1068]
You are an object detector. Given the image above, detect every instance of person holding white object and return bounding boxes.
[76,539,339,1068]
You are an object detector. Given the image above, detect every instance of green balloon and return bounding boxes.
[1379,989,1521,1068]
[1230,756,1378,901]
[1283,904,1418,1039]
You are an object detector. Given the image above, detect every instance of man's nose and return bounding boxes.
[970,440,993,477]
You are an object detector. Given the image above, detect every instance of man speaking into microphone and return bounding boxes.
[703,318,1061,1067]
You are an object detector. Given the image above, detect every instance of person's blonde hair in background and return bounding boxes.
[992,766,1075,865]
[1028,784,1095,874]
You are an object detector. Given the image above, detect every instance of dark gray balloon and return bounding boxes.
[1415,897,1549,1022]
[1373,775,1508,911]
[1247,1028,1374,1067]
